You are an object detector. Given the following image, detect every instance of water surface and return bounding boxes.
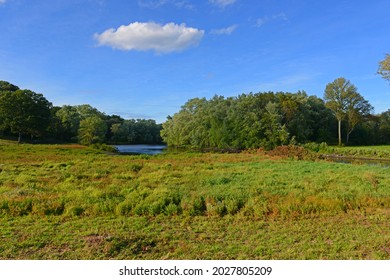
[323,155,390,167]
[115,144,166,155]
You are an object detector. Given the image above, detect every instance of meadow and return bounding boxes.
[0,140,389,259]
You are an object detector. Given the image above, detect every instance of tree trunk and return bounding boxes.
[338,119,342,146]
[18,132,22,144]
[346,128,354,145]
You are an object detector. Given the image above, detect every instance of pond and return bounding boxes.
[114,144,167,155]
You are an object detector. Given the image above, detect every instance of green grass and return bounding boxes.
[0,140,389,259]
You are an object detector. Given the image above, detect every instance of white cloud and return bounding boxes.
[256,17,268,27]
[0,0,6,4]
[256,13,288,27]
[94,22,204,53]
[210,25,238,35]
[209,0,236,8]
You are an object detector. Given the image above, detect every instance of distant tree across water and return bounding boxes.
[161,89,389,149]
[0,81,162,145]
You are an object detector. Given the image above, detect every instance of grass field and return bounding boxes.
[0,140,389,259]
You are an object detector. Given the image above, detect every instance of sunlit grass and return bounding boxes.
[0,140,389,259]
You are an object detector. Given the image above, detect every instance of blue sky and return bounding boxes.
[1,0,389,123]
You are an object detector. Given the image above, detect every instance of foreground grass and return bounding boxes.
[0,140,389,259]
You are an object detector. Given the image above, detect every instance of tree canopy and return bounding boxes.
[324,77,372,146]
[378,54,390,83]
[78,116,107,145]
[0,89,52,143]
[0,81,19,92]
[0,80,162,145]
[161,91,337,150]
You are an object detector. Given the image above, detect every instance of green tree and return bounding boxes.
[378,54,390,83]
[0,81,20,135]
[55,105,81,141]
[55,104,105,142]
[104,114,124,141]
[324,77,371,145]
[0,89,52,143]
[161,98,208,147]
[345,97,373,144]
[260,102,289,150]
[78,116,107,145]
[75,104,104,119]
[0,81,19,92]
[378,109,390,144]
[278,91,311,143]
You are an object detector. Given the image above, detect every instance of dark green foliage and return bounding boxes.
[378,110,390,144]
[110,119,162,144]
[190,196,207,216]
[78,116,107,145]
[0,81,163,145]
[0,81,19,92]
[0,89,52,142]
[161,92,336,149]
[161,88,389,148]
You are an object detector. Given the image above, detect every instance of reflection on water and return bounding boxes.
[115,144,166,155]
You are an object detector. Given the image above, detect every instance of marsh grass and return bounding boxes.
[322,145,390,158]
[0,140,389,259]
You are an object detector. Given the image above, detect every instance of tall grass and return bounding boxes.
[1,141,389,218]
[0,140,389,259]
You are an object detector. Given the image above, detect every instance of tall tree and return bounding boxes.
[0,89,52,143]
[260,102,289,150]
[78,116,107,145]
[55,105,81,141]
[345,97,373,144]
[324,77,371,145]
[378,109,390,144]
[0,81,20,134]
[378,54,390,83]
[54,104,105,142]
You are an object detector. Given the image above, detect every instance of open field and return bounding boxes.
[0,141,389,259]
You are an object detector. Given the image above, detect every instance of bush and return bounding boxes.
[267,145,314,160]
[129,164,143,173]
[190,196,206,216]
[89,143,118,153]
[67,205,85,216]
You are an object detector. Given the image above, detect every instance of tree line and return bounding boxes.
[0,81,162,145]
[161,78,390,149]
